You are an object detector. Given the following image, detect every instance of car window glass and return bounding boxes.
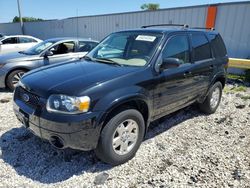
[24,41,54,55]
[162,35,190,64]
[2,37,18,44]
[208,34,227,58]
[96,35,127,57]
[88,32,163,67]
[79,41,97,52]
[19,37,36,43]
[191,33,211,61]
[50,41,75,55]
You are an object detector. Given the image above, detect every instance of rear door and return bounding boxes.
[0,37,19,54]
[189,32,214,96]
[153,33,197,119]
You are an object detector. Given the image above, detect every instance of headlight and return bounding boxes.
[46,95,90,114]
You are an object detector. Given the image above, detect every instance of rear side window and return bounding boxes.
[191,33,211,61]
[50,41,75,55]
[208,34,227,58]
[78,41,98,52]
[2,37,18,44]
[162,35,190,64]
[19,37,37,43]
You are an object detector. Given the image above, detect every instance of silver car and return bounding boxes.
[0,37,98,90]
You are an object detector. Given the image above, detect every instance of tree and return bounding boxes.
[12,16,43,23]
[141,3,160,11]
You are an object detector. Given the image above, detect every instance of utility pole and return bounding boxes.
[76,8,79,39]
[17,0,24,34]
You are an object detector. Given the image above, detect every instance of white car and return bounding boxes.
[0,35,42,54]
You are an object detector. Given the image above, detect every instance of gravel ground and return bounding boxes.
[0,83,250,187]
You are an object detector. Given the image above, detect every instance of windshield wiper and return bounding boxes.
[95,58,122,66]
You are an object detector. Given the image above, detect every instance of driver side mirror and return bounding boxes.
[160,58,182,71]
[44,50,53,57]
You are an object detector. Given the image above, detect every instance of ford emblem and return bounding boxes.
[22,93,30,102]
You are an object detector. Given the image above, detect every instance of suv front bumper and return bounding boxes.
[13,100,102,151]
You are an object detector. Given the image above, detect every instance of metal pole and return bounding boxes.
[17,0,24,34]
[76,9,79,39]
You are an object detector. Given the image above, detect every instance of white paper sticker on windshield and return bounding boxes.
[136,35,156,42]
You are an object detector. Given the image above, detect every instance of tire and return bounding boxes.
[6,70,26,91]
[95,109,145,165]
[199,82,222,114]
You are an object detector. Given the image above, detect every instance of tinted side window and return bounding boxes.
[2,37,18,44]
[162,35,190,64]
[78,41,98,52]
[208,34,227,58]
[19,37,36,43]
[50,41,75,55]
[191,33,211,61]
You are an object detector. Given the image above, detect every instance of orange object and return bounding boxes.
[206,6,217,28]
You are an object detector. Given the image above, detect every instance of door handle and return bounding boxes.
[183,71,192,77]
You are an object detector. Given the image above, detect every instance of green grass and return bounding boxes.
[224,85,247,93]
[241,95,250,101]
[227,74,245,80]
[227,70,250,83]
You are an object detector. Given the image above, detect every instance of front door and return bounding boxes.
[153,33,196,119]
[44,41,78,65]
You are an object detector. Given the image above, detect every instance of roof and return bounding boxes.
[2,35,38,38]
[0,35,42,41]
[44,37,98,43]
[115,26,218,35]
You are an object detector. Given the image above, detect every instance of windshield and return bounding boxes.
[23,40,55,55]
[87,31,163,67]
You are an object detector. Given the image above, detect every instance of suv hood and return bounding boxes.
[0,52,38,64]
[21,60,140,97]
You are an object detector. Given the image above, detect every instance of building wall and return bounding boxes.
[215,2,250,58]
[0,2,250,59]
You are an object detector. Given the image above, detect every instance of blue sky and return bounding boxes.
[0,0,248,23]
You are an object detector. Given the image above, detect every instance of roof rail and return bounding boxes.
[191,27,215,31]
[141,24,189,29]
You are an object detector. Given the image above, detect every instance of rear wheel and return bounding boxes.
[199,82,222,114]
[95,109,145,165]
[6,70,26,91]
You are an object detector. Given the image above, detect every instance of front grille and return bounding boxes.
[14,87,41,108]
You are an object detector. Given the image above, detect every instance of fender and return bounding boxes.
[199,70,226,103]
[93,86,153,128]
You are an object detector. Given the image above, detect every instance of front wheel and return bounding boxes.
[6,70,26,91]
[95,109,145,165]
[199,82,222,114]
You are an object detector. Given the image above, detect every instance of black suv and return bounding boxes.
[13,24,228,165]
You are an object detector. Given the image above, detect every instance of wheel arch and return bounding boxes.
[212,75,226,88]
[98,96,151,137]
[5,67,30,87]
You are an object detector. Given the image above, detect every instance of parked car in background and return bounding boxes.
[0,35,42,55]
[13,25,228,165]
[0,37,98,90]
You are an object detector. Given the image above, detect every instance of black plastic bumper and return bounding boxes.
[13,101,102,151]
